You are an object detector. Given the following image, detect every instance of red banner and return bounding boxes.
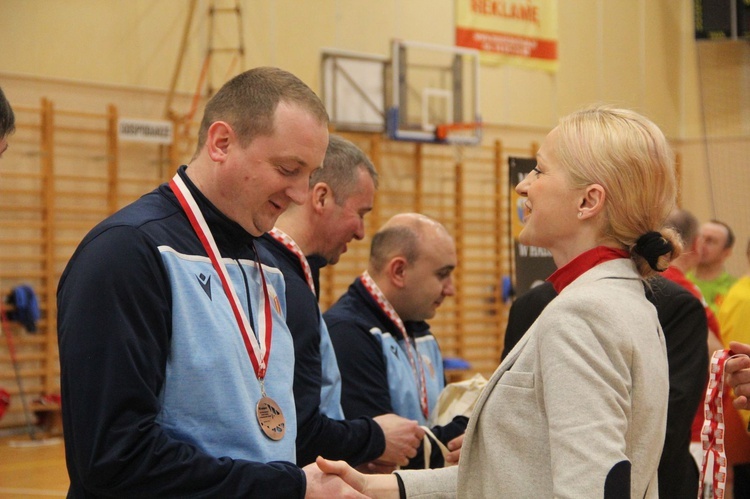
[456,0,558,71]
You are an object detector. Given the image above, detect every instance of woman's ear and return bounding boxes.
[578,184,606,220]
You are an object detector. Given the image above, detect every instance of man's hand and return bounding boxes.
[303,460,369,498]
[444,433,464,465]
[317,457,400,499]
[727,342,750,410]
[373,413,424,466]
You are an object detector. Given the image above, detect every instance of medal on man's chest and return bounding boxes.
[256,395,286,440]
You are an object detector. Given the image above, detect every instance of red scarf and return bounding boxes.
[548,246,629,293]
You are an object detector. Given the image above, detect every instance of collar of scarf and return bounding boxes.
[268,227,315,296]
[548,246,629,293]
[359,271,429,419]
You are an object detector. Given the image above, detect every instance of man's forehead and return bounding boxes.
[422,239,457,267]
[702,223,728,239]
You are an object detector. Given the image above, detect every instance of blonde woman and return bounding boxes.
[320,106,681,498]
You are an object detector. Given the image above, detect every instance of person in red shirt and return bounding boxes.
[662,209,750,496]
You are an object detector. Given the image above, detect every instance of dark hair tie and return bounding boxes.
[634,231,673,271]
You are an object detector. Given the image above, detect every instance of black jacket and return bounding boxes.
[257,234,385,467]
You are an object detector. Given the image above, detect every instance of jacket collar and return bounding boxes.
[351,277,430,338]
[169,165,257,253]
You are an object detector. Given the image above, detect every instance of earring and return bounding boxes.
[577,212,583,218]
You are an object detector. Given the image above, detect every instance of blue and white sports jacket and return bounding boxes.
[324,277,468,468]
[58,166,304,498]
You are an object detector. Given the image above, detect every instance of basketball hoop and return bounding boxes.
[435,122,483,144]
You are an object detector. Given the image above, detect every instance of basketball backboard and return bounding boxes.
[386,40,481,145]
[321,48,388,133]
[320,40,481,144]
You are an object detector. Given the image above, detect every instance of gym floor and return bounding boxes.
[0,435,68,497]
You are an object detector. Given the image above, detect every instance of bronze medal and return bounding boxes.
[256,396,286,440]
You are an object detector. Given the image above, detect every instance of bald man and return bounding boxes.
[324,213,467,469]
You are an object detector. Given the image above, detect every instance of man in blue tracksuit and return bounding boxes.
[324,213,468,469]
[258,135,423,470]
[57,67,367,498]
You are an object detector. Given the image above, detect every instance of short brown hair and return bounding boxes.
[195,67,328,153]
[665,208,699,248]
[369,214,446,273]
[709,219,735,249]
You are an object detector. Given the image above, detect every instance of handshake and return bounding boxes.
[301,413,465,498]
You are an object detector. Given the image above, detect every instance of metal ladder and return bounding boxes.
[164,0,246,121]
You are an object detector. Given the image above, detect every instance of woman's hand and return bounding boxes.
[316,456,401,499]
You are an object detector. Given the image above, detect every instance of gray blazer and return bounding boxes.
[397,259,669,498]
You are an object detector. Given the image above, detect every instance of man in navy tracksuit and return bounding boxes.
[324,213,468,469]
[258,135,423,470]
[57,68,367,498]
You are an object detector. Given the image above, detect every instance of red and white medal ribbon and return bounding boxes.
[170,173,273,380]
[360,271,430,419]
[700,349,735,498]
[268,227,316,296]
